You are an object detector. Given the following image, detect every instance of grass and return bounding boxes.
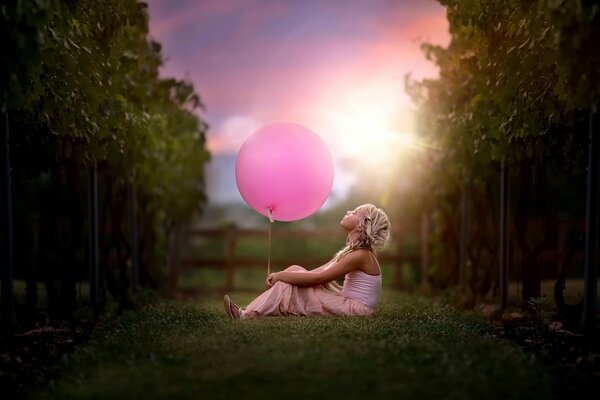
[34,290,554,400]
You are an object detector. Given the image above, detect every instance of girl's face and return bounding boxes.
[340,209,360,232]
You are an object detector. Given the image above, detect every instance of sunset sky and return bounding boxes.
[145,0,450,207]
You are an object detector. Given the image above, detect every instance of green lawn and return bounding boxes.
[34,290,556,400]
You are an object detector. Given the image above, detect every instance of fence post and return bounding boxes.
[392,221,403,289]
[224,227,235,292]
[420,212,430,290]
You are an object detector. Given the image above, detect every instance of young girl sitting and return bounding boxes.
[224,203,391,319]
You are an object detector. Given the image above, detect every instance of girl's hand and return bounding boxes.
[266,272,282,288]
[266,273,276,288]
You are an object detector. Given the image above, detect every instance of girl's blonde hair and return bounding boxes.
[324,203,391,294]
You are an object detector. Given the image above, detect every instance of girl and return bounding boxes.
[224,203,391,319]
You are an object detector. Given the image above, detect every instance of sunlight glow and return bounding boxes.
[300,80,446,204]
[316,88,423,171]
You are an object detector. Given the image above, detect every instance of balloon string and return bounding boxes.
[267,208,273,276]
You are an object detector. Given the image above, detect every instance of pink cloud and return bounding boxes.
[147,0,240,37]
[147,0,450,157]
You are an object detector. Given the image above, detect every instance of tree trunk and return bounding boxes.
[554,236,584,329]
[128,181,139,292]
[23,213,40,329]
[168,223,183,296]
[515,161,554,310]
[499,160,509,309]
[459,183,469,290]
[514,161,535,309]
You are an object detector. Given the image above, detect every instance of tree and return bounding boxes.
[406,0,599,307]
[2,0,210,321]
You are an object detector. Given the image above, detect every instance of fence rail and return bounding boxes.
[177,226,421,293]
[174,216,588,294]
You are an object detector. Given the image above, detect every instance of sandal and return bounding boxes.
[223,294,241,319]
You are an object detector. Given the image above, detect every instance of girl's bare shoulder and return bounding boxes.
[352,249,380,275]
[349,248,371,258]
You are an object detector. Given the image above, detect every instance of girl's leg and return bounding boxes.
[239,265,374,318]
[242,265,319,318]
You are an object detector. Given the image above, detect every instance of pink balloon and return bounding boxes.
[235,122,334,222]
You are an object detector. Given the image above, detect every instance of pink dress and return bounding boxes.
[240,265,382,318]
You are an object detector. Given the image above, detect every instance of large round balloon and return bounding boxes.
[235,122,334,222]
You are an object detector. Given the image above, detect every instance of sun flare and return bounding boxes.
[305,82,442,178]
[327,95,420,170]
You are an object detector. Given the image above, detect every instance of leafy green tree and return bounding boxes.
[2,0,210,317]
[407,0,599,307]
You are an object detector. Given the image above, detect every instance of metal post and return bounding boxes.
[1,112,15,336]
[582,111,599,339]
[89,163,99,318]
[500,160,509,310]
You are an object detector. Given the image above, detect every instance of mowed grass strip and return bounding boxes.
[37,290,551,400]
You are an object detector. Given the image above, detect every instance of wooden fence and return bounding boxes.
[176,225,424,293]
[172,215,589,295]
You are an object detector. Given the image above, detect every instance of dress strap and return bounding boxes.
[368,250,381,275]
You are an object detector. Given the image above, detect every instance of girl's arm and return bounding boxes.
[270,250,366,287]
[311,260,334,273]
[264,261,332,288]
